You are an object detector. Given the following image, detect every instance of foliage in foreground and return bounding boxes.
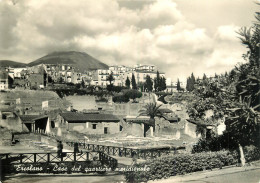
[124,146,260,183]
[186,5,260,165]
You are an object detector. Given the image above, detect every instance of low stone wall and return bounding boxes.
[0,128,12,146]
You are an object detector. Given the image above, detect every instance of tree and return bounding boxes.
[139,103,163,137]
[224,8,260,166]
[190,73,196,91]
[177,78,181,92]
[81,78,85,88]
[107,72,114,86]
[160,77,166,91]
[131,73,137,89]
[186,73,196,92]
[125,76,131,89]
[58,77,64,83]
[154,71,166,92]
[138,82,145,92]
[186,77,191,92]
[125,89,142,102]
[187,6,260,166]
[145,75,153,92]
[225,71,228,77]
[203,73,207,80]
[154,71,160,92]
[196,77,200,82]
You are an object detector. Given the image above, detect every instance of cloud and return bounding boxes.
[215,25,241,42]
[0,0,249,81]
[139,0,183,28]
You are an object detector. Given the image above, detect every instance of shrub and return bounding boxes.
[112,95,130,103]
[123,148,260,183]
[107,85,127,93]
[243,145,260,162]
[123,89,142,100]
[192,133,238,153]
[112,89,142,103]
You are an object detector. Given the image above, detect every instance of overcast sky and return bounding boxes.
[0,0,259,81]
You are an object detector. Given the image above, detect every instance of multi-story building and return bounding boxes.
[13,68,28,78]
[91,69,111,87]
[135,64,155,72]
[43,64,83,84]
[8,62,166,89]
[89,64,165,88]
[0,71,9,90]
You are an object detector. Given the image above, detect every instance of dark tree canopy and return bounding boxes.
[125,76,131,89]
[107,72,114,85]
[131,73,137,89]
[154,71,166,92]
[177,78,181,91]
[145,75,153,92]
[203,73,207,80]
[186,73,196,92]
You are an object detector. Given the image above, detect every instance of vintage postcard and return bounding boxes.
[0,0,259,183]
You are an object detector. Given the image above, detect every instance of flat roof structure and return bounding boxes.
[60,112,120,123]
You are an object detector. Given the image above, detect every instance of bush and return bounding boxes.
[123,147,260,183]
[243,145,260,162]
[107,85,127,93]
[192,133,238,153]
[112,95,130,103]
[112,89,142,103]
[123,89,142,100]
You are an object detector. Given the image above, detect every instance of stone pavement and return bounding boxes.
[149,162,260,183]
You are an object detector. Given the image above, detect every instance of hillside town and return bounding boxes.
[0,62,186,92]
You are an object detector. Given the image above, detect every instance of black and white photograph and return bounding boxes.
[0,0,259,182]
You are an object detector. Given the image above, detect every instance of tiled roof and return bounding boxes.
[158,108,173,113]
[19,115,48,123]
[135,70,165,74]
[186,119,216,126]
[166,117,180,122]
[60,112,120,123]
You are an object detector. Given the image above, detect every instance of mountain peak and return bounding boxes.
[28,51,109,72]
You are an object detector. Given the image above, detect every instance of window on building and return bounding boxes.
[92,124,97,129]
[51,121,55,128]
[2,114,7,120]
[104,127,108,134]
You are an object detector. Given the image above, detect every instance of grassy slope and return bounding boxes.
[0,60,27,68]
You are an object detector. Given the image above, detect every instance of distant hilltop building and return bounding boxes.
[0,71,11,90]
[44,64,82,84]
[90,64,165,87]
[1,61,166,90]
[166,78,186,92]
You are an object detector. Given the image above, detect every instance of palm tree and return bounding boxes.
[138,103,163,137]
